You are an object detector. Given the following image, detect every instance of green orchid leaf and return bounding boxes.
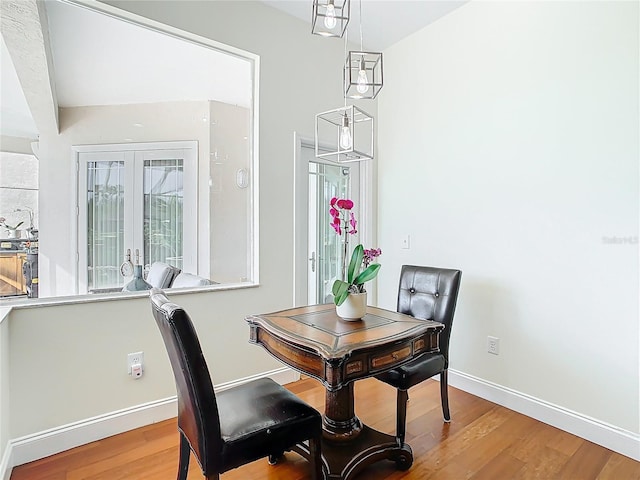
[354,263,381,285]
[347,244,364,284]
[335,289,350,306]
[332,279,349,305]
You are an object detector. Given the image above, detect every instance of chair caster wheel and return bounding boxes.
[395,455,413,471]
[394,444,413,471]
[268,453,283,465]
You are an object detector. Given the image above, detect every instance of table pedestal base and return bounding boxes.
[292,426,412,480]
[322,425,412,479]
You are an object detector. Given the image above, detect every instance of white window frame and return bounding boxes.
[75,141,198,294]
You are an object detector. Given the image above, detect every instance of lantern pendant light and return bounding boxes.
[312,0,350,38]
[313,0,375,163]
[344,51,383,99]
[315,104,374,163]
[344,0,383,99]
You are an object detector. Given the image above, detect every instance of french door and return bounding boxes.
[76,141,197,293]
[294,135,360,305]
[308,161,359,303]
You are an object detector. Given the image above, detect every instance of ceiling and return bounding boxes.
[261,0,467,51]
[1,0,252,141]
[1,36,38,138]
[1,0,466,141]
[45,1,252,109]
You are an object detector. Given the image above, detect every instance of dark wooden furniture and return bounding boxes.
[150,289,323,480]
[376,265,462,445]
[246,304,444,480]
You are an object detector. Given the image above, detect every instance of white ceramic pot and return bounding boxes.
[6,229,20,239]
[336,292,367,321]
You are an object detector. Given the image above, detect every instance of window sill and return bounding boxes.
[0,282,259,310]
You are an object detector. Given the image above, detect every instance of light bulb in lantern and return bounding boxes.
[356,57,369,94]
[339,114,352,149]
[324,1,337,29]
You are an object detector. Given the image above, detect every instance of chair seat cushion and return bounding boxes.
[171,272,212,288]
[216,378,321,471]
[376,353,446,391]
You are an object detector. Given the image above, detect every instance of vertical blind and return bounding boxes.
[143,158,184,270]
[87,161,125,290]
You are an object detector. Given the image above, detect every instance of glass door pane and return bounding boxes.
[86,160,125,290]
[143,158,184,270]
[309,161,353,304]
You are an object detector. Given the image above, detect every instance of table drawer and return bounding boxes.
[370,345,412,370]
[257,330,324,378]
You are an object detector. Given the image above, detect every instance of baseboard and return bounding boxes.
[1,442,10,480]
[2,367,299,478]
[448,369,640,461]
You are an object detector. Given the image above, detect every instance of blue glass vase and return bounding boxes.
[123,265,152,292]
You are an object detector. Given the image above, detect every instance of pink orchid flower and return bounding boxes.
[331,216,342,235]
[363,248,382,267]
[329,198,356,238]
[336,199,353,210]
[349,212,357,234]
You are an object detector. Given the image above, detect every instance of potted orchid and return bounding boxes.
[329,197,381,320]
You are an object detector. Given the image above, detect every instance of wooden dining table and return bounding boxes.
[246,303,444,480]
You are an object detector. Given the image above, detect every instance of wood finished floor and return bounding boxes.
[10,377,640,480]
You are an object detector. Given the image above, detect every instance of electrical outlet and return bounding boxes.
[127,351,144,374]
[487,336,499,355]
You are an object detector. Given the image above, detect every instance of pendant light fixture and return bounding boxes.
[344,51,383,99]
[312,0,350,38]
[315,104,374,163]
[313,0,374,163]
[344,0,383,99]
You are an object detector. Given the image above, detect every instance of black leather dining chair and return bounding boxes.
[149,288,323,480]
[375,265,462,445]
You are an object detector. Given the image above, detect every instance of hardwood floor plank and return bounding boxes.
[556,441,613,479]
[453,408,535,475]
[510,446,569,480]
[469,451,525,480]
[545,427,585,458]
[597,452,640,480]
[9,378,639,480]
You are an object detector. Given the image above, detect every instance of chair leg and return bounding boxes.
[440,369,451,423]
[177,433,191,480]
[396,389,409,445]
[308,436,323,480]
[268,451,284,465]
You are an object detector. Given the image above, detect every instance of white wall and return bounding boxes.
[4,0,352,461]
[378,0,639,437]
[0,310,9,469]
[8,291,266,437]
[209,102,251,284]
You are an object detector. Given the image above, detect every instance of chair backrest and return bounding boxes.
[146,262,181,289]
[171,272,212,288]
[397,265,462,365]
[150,288,221,474]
